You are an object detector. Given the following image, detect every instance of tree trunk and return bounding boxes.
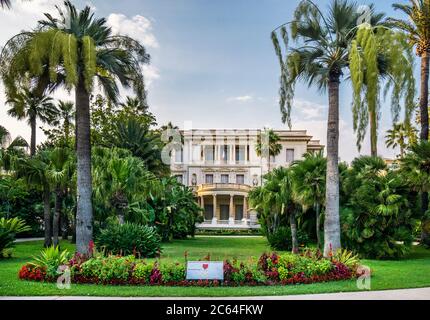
[315,203,321,250]
[75,76,93,254]
[71,206,76,244]
[420,52,430,246]
[30,117,36,156]
[369,108,377,157]
[324,74,341,257]
[289,213,299,254]
[53,189,61,247]
[43,188,52,247]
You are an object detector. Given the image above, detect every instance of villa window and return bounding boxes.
[204,145,215,161]
[236,174,244,184]
[205,174,214,184]
[286,149,295,163]
[221,174,229,183]
[235,145,245,162]
[221,145,229,162]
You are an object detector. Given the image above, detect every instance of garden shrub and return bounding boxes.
[19,250,357,286]
[133,261,154,282]
[266,226,309,251]
[0,217,31,258]
[96,222,161,258]
[29,245,70,278]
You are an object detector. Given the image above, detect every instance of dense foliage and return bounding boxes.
[96,222,161,258]
[19,248,357,286]
[0,217,31,258]
[266,226,309,251]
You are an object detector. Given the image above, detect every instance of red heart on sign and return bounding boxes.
[202,263,209,270]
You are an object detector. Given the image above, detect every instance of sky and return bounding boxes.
[0,0,419,162]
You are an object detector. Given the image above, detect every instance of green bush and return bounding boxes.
[277,252,333,278]
[96,222,161,258]
[159,262,186,282]
[81,255,135,281]
[132,261,154,282]
[0,217,31,258]
[267,226,309,251]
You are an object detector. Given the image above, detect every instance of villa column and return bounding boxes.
[229,194,235,225]
[212,194,217,225]
[243,196,248,225]
[200,196,204,209]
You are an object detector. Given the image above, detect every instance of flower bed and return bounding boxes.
[18,248,360,287]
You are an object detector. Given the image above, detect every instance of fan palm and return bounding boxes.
[1,1,150,253]
[6,88,56,156]
[51,100,75,145]
[15,152,52,247]
[385,123,418,158]
[0,125,28,171]
[400,141,430,245]
[388,0,430,246]
[270,0,392,256]
[291,151,326,249]
[47,147,74,247]
[255,128,282,173]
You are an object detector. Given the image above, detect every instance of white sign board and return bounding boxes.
[186,261,224,280]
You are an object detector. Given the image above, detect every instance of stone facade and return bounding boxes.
[169,129,324,229]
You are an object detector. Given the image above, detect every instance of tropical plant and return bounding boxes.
[96,222,161,258]
[47,147,74,247]
[400,141,430,245]
[0,125,28,171]
[0,217,31,258]
[249,167,300,253]
[266,226,309,251]
[388,0,430,247]
[6,88,56,156]
[29,245,70,277]
[270,0,390,256]
[15,152,52,247]
[385,122,418,158]
[291,151,326,249]
[341,156,418,259]
[1,0,150,254]
[43,100,75,147]
[92,147,157,224]
[255,128,282,173]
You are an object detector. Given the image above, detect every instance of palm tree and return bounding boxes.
[108,118,169,176]
[400,141,430,245]
[52,100,75,144]
[255,128,282,173]
[0,125,28,170]
[2,1,150,254]
[385,123,418,158]
[47,147,74,247]
[15,152,52,247]
[6,88,56,156]
[389,1,430,245]
[291,152,326,249]
[249,167,300,253]
[270,0,387,256]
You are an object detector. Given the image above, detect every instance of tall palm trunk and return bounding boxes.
[53,188,62,247]
[30,117,36,156]
[289,213,299,254]
[369,109,377,157]
[75,75,93,254]
[324,74,341,257]
[315,203,321,250]
[420,52,430,245]
[43,187,52,247]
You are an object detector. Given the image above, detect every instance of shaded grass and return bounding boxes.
[0,237,429,297]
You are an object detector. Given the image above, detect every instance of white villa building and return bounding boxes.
[169,129,324,230]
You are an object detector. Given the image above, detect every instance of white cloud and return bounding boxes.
[107,13,159,49]
[142,65,160,86]
[227,95,254,102]
[293,99,327,120]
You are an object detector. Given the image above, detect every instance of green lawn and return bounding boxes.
[1,236,429,297]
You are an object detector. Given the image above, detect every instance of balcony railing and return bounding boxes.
[196,183,252,193]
